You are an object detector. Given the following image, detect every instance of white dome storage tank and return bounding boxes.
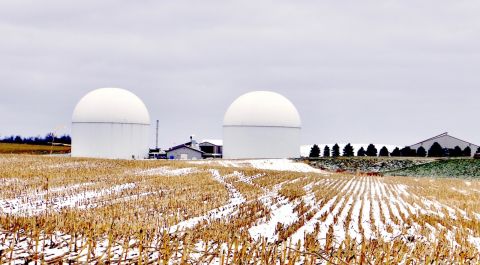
[72,88,150,159]
[223,91,302,159]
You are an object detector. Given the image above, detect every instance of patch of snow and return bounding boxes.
[361,198,373,240]
[349,198,363,243]
[469,236,480,252]
[249,199,299,242]
[332,196,354,245]
[134,167,196,176]
[290,195,337,245]
[192,159,327,174]
[246,159,324,173]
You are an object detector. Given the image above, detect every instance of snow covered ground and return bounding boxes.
[191,159,326,173]
[1,156,479,264]
[134,166,197,176]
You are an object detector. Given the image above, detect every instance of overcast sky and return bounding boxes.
[1,0,479,148]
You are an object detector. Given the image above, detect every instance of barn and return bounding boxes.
[166,144,204,160]
[409,132,479,157]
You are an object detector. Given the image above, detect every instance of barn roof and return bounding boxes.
[410,132,479,147]
[200,139,223,146]
[166,144,204,154]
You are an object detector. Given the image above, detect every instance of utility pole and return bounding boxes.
[50,132,55,155]
[50,125,66,155]
[156,120,159,149]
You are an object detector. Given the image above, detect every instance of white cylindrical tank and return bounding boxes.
[72,88,150,159]
[223,91,301,159]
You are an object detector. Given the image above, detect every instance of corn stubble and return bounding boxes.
[0,154,479,264]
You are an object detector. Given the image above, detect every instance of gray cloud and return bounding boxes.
[1,0,479,148]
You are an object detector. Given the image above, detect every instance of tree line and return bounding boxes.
[309,142,479,158]
[0,134,71,145]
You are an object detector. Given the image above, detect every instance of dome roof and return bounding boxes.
[224,91,301,128]
[72,88,150,125]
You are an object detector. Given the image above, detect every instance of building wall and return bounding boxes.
[72,123,149,159]
[410,135,479,156]
[199,142,223,157]
[223,126,300,159]
[167,147,203,160]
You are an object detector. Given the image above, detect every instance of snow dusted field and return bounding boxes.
[0,155,479,264]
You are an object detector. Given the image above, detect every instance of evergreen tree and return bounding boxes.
[357,147,366,157]
[332,144,340,157]
[323,145,331,157]
[450,146,462,157]
[343,143,355,157]
[477,147,480,154]
[57,135,71,145]
[45,133,55,143]
[428,142,444,157]
[309,144,321,158]
[411,149,417,157]
[366,144,378,157]
[391,147,401,157]
[14,136,23,143]
[379,146,390,157]
[463,146,472,157]
[416,146,427,157]
[400,147,416,157]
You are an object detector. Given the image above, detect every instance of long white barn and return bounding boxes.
[409,132,479,156]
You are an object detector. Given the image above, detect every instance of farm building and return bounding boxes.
[223,91,301,159]
[71,88,150,159]
[409,132,479,157]
[166,144,204,160]
[199,139,223,158]
[148,148,167,159]
[166,136,205,160]
[164,139,222,160]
